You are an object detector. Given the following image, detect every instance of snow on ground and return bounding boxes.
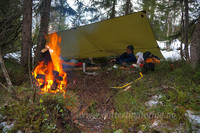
[185,110,200,125]
[185,110,200,132]
[157,39,182,60]
[145,95,162,107]
[4,51,21,61]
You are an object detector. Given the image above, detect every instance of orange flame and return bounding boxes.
[33,33,67,95]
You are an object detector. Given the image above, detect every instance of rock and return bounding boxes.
[17,130,23,133]
[137,130,143,133]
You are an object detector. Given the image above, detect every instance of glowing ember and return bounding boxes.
[32,33,67,95]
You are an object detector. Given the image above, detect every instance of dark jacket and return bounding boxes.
[115,52,137,64]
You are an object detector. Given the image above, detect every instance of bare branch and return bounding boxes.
[0,42,13,93]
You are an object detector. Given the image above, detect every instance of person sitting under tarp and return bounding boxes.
[110,45,137,65]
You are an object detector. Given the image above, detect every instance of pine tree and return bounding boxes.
[90,0,119,19]
[0,0,22,56]
[118,0,133,16]
[71,0,98,27]
[71,0,87,27]
[49,0,76,32]
[184,0,189,61]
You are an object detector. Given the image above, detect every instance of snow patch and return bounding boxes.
[185,110,200,132]
[145,95,162,107]
[4,51,21,61]
[0,120,15,133]
[0,122,7,129]
[3,123,14,133]
[185,110,200,125]
[157,39,182,60]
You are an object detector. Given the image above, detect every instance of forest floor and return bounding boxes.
[0,59,200,132]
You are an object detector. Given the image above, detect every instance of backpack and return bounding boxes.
[143,51,160,64]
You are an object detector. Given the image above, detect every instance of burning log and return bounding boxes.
[57,76,63,81]
[52,70,63,81]
[35,70,65,90]
[53,70,59,77]
[63,66,131,71]
[36,74,45,79]
[41,48,52,65]
[51,70,64,90]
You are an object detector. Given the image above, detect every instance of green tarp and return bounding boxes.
[57,11,163,59]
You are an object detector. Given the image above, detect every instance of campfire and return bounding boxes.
[33,33,67,95]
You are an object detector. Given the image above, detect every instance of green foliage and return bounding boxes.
[114,92,138,113]
[49,0,73,32]
[0,0,22,55]
[0,87,79,132]
[111,60,200,131]
[90,0,118,19]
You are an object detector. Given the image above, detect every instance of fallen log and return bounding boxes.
[63,66,131,71]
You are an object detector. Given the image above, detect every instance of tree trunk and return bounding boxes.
[180,2,184,60]
[165,0,172,51]
[190,18,200,67]
[166,12,171,38]
[125,0,131,15]
[0,43,19,100]
[35,0,51,62]
[110,0,116,19]
[166,11,171,50]
[150,1,156,23]
[184,0,189,62]
[21,0,32,70]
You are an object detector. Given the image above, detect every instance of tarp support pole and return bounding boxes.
[83,62,86,72]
